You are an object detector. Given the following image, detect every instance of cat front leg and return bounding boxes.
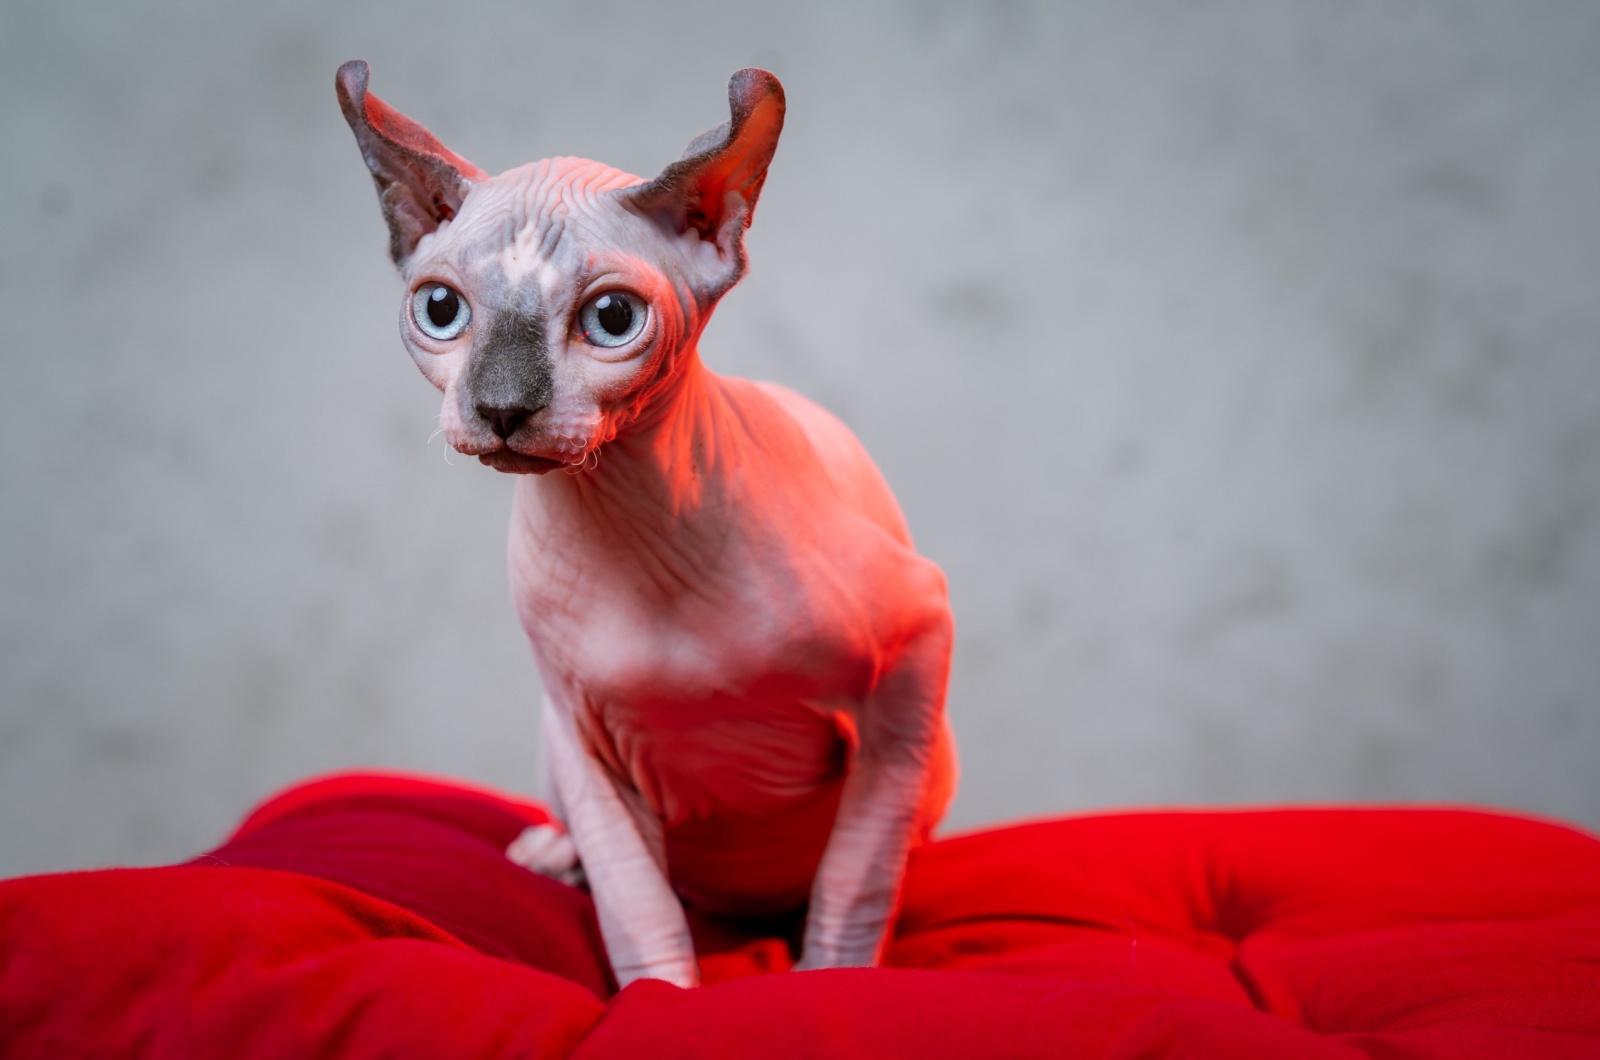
[543,697,698,988]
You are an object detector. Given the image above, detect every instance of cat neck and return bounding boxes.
[515,350,749,548]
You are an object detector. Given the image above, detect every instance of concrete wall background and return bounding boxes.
[2,1,1596,877]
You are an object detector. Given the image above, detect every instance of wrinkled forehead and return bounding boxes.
[413,156,647,297]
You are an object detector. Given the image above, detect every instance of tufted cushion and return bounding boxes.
[2,772,1598,1057]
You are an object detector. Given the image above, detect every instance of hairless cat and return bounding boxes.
[338,60,956,988]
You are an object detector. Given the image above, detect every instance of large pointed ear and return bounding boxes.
[336,60,488,267]
[624,68,785,298]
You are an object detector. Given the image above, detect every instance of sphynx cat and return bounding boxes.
[337,60,956,988]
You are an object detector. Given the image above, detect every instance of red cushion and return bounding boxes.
[3,772,1598,1058]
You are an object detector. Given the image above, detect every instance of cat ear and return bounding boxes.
[336,60,488,267]
[623,68,785,298]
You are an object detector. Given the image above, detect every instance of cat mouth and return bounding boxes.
[477,450,568,475]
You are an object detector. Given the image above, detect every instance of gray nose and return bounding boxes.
[478,404,538,440]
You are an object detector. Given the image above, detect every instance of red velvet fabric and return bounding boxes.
[3,773,1598,1058]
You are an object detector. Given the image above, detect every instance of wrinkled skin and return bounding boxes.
[338,61,956,988]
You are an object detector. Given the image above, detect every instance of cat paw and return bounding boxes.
[506,823,585,887]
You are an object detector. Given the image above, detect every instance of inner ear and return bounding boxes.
[623,69,785,295]
[336,60,488,267]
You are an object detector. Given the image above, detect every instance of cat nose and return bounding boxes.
[478,403,539,440]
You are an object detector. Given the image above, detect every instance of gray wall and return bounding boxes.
[3,1,1597,878]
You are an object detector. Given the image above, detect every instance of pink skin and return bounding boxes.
[339,62,956,988]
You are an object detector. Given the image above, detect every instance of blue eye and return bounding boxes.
[412,283,471,340]
[580,291,646,348]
